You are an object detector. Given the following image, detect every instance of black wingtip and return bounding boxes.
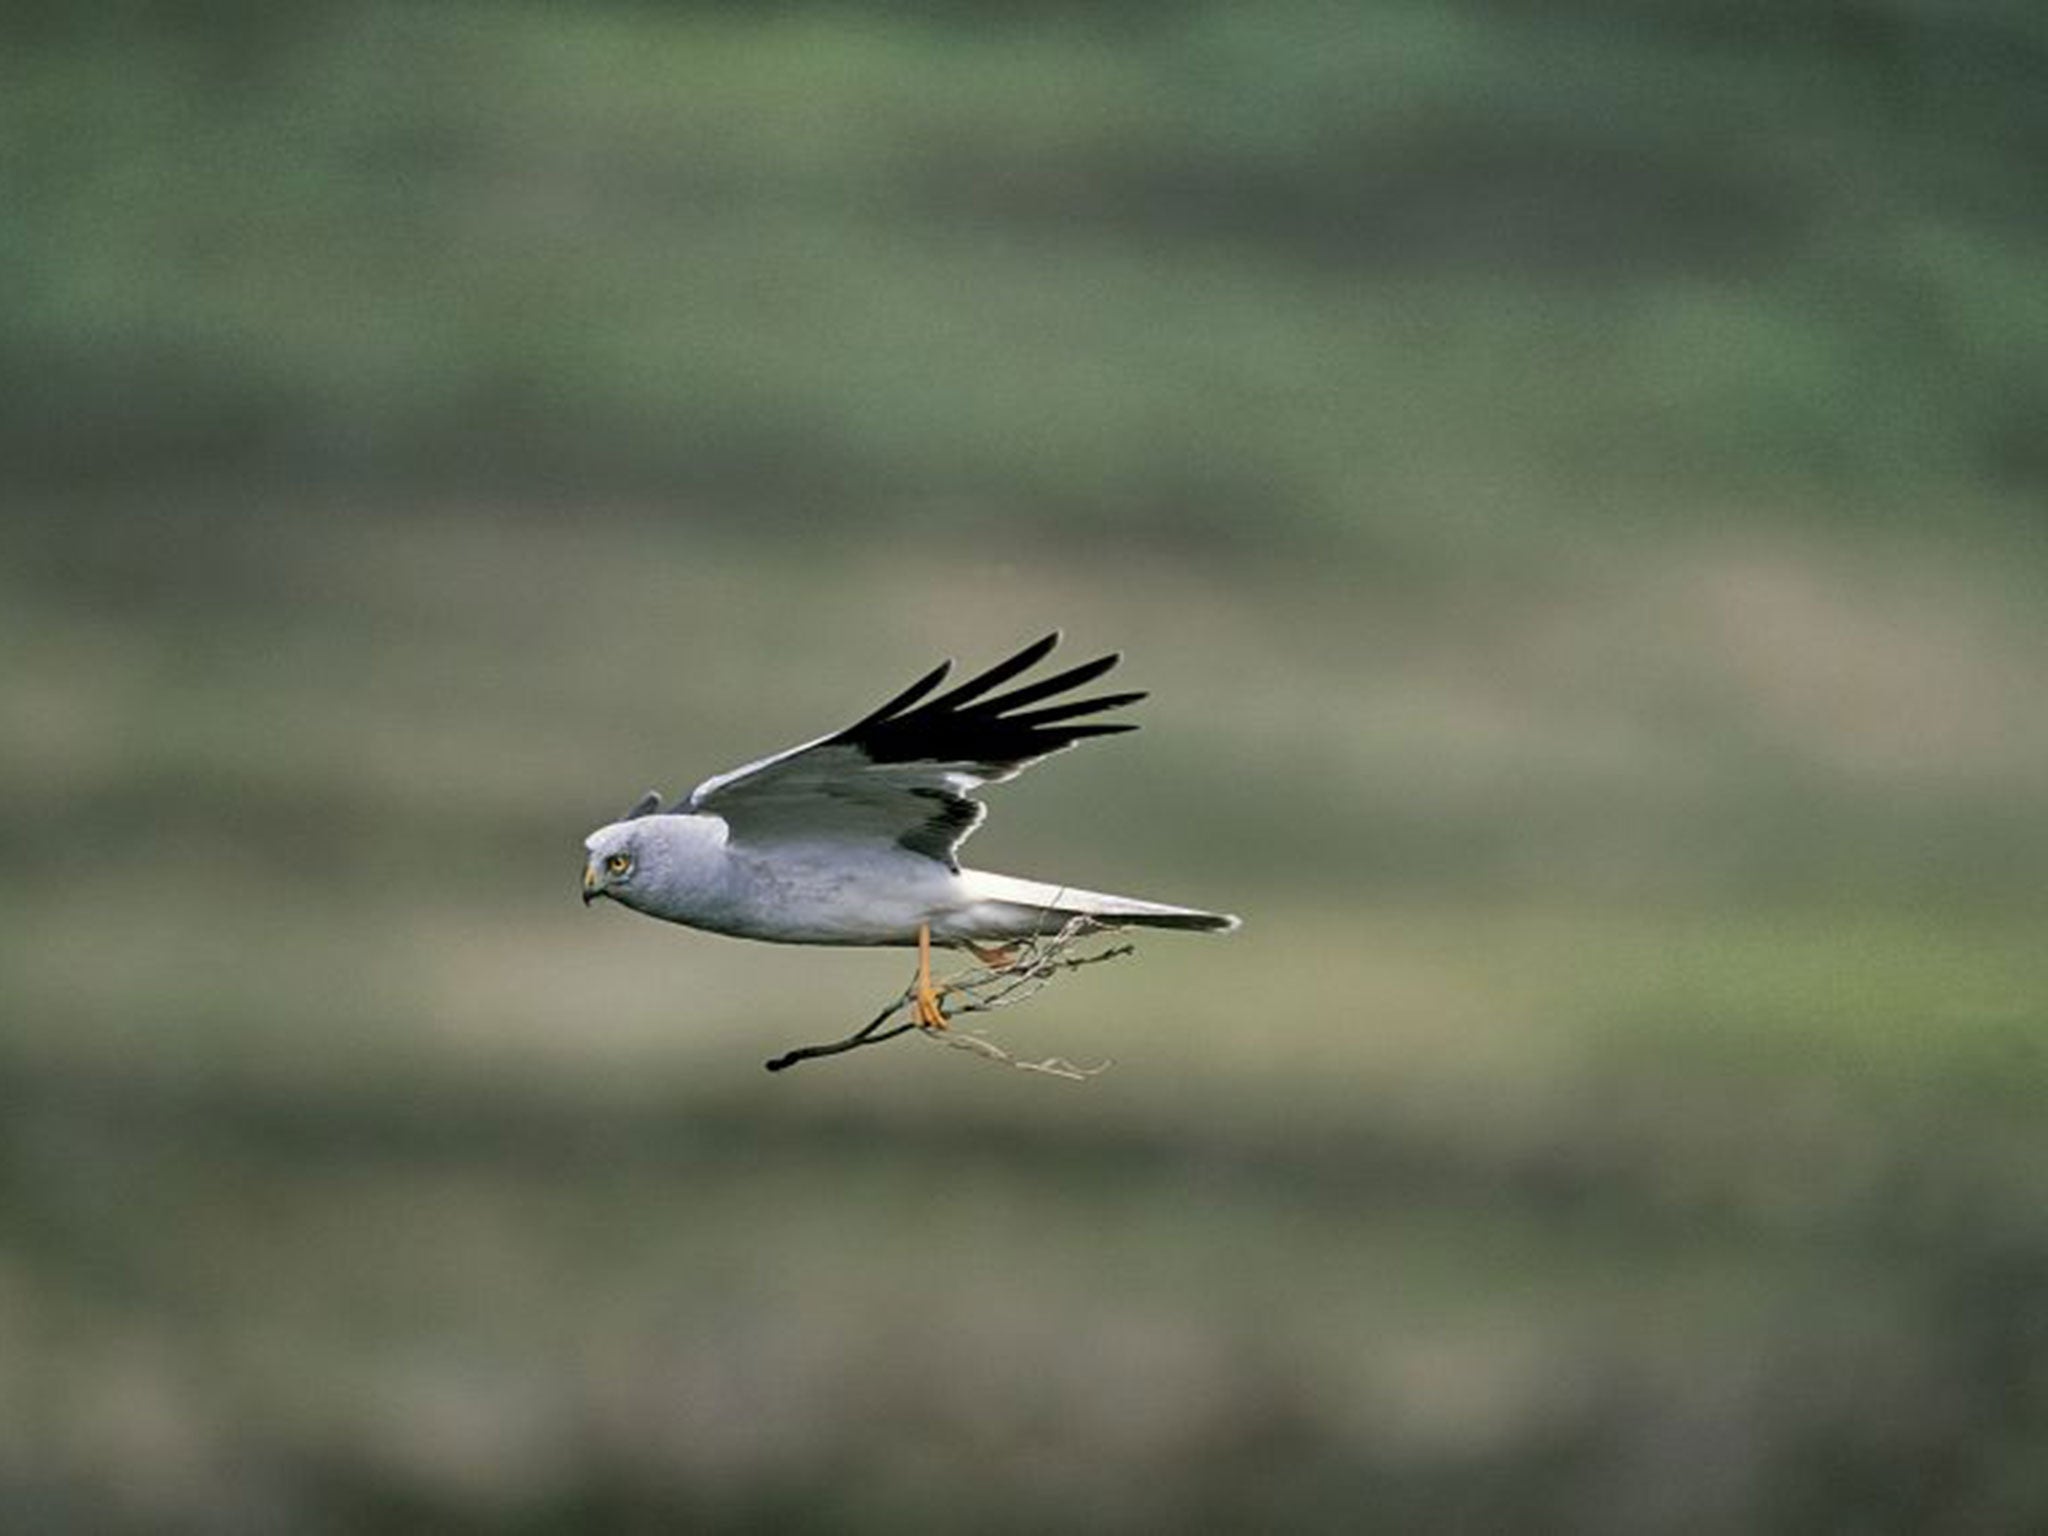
[956,650,1121,715]
[833,634,1142,769]
[845,658,953,733]
[1003,690,1149,729]
[924,631,1064,714]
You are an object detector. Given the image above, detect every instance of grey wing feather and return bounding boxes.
[680,632,1141,870]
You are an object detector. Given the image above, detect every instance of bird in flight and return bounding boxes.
[581,632,1239,1030]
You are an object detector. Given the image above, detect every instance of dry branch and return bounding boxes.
[763,917,1132,1076]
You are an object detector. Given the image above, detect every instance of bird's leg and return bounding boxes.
[913,922,949,1030]
[965,939,1022,969]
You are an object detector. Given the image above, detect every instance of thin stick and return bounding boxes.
[763,993,918,1072]
[763,917,1133,1076]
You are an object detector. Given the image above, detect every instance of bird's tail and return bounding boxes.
[957,871,1240,937]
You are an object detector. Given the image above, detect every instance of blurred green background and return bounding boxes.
[7,2,2048,1530]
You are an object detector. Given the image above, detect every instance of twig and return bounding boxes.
[928,1028,1113,1081]
[762,992,919,1072]
[762,917,1131,1076]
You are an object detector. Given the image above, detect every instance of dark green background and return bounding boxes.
[7,3,2048,1530]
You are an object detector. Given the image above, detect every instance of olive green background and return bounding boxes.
[6,4,2048,1530]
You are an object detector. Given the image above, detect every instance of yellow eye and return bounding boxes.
[605,853,632,876]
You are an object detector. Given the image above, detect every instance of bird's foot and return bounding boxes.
[965,940,1022,969]
[913,922,950,1030]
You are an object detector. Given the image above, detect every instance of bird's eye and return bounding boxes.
[605,853,632,876]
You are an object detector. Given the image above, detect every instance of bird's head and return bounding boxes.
[581,808,728,914]
[581,822,646,907]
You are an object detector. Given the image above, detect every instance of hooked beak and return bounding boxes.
[581,863,601,905]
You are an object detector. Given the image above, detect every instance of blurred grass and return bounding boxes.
[7,2,2048,540]
[6,504,2048,1531]
[7,1,2048,1531]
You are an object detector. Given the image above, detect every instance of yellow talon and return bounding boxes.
[914,922,949,1030]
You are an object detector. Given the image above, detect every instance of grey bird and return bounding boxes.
[581,633,1239,1028]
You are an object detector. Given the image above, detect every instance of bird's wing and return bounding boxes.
[672,632,1144,870]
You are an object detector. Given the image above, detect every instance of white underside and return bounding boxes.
[589,815,1237,946]
[674,866,1231,946]
[933,869,1237,945]
[635,850,1230,946]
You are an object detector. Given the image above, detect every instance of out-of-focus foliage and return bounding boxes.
[6,3,2048,1533]
[7,0,2048,543]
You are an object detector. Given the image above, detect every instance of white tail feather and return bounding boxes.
[953,870,1240,938]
